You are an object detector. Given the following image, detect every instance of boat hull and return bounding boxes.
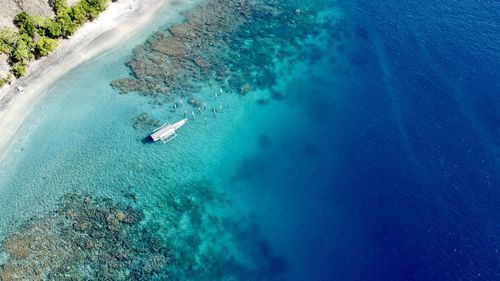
[150,118,188,142]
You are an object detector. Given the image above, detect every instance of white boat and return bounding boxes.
[150,118,188,143]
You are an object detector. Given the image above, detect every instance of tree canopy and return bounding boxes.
[0,0,111,82]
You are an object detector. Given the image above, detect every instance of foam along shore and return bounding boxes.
[0,0,174,158]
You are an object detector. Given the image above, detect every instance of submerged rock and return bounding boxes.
[132,113,161,130]
[4,234,30,259]
[169,24,195,38]
[240,82,252,95]
[187,97,204,108]
[73,220,92,232]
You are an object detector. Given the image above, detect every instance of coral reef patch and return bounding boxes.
[0,183,284,280]
[0,194,165,280]
[151,181,286,280]
[132,112,161,130]
[111,0,341,104]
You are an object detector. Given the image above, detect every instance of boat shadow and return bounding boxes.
[141,136,154,144]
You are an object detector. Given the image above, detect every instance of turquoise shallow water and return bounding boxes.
[0,1,346,280]
[0,0,204,230]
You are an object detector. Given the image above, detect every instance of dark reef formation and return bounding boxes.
[0,183,284,280]
[132,112,162,130]
[0,194,162,280]
[111,0,341,105]
[154,181,285,280]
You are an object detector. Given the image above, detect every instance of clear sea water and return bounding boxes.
[0,0,499,280]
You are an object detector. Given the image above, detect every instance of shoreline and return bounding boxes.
[0,0,173,159]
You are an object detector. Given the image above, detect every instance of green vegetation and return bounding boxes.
[72,0,110,23]
[12,62,27,77]
[0,29,19,55]
[0,76,11,87]
[12,38,33,64]
[0,0,112,83]
[35,37,58,56]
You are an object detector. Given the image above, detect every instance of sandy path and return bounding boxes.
[0,0,174,158]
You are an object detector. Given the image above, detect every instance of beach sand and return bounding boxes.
[0,0,174,159]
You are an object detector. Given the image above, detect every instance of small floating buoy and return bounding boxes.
[212,108,217,117]
[191,111,196,119]
[173,104,177,111]
[219,104,223,111]
[179,100,183,107]
[203,103,208,111]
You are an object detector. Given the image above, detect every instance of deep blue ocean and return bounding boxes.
[235,0,500,280]
[0,0,499,280]
[286,0,499,279]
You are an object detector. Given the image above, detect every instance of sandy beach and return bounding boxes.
[0,0,174,158]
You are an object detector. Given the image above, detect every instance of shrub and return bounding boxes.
[86,0,110,18]
[53,0,77,37]
[36,37,58,56]
[0,78,9,87]
[70,3,89,25]
[0,74,13,87]
[12,38,34,64]
[14,12,36,37]
[71,0,110,23]
[0,29,20,55]
[45,19,63,38]
[56,13,78,37]
[12,63,27,77]
[53,0,71,16]
[31,15,51,37]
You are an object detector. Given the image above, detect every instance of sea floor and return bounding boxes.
[0,0,347,280]
[2,0,497,280]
